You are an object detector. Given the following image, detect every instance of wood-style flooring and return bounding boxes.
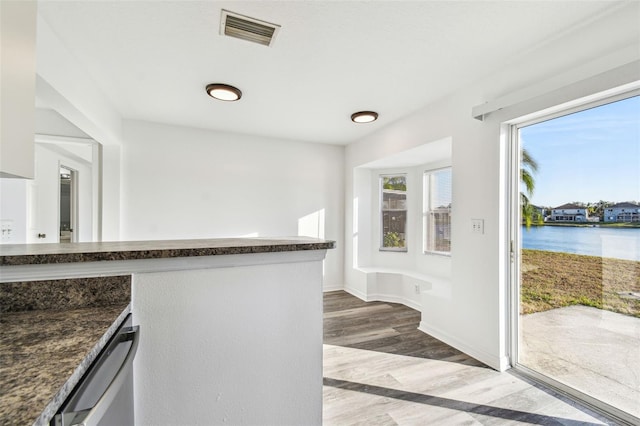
[322,291,613,425]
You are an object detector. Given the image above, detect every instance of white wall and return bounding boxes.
[121,120,344,290]
[101,144,121,241]
[344,3,640,370]
[0,179,29,243]
[35,108,90,138]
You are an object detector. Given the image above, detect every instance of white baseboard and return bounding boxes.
[343,286,368,301]
[342,286,421,311]
[367,292,421,311]
[323,283,344,293]
[418,321,509,371]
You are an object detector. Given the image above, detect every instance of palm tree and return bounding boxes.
[521,148,539,227]
[595,200,610,221]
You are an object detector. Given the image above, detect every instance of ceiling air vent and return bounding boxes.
[220,10,280,47]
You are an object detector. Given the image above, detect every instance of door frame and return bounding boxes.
[506,88,640,425]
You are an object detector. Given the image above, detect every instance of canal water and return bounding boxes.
[522,225,640,261]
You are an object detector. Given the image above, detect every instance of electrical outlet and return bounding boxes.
[471,219,484,234]
[1,220,14,242]
[414,284,420,294]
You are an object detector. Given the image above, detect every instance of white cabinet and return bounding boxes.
[132,251,325,425]
[0,0,37,179]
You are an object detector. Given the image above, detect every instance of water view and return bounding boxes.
[517,94,640,422]
[522,225,640,261]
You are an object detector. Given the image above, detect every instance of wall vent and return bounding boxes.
[220,10,280,47]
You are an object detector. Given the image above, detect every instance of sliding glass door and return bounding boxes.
[512,92,640,423]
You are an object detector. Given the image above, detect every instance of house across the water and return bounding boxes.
[604,202,640,223]
[551,203,589,222]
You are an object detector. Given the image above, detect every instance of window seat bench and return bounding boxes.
[354,266,450,311]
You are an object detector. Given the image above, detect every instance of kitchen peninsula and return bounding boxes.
[0,237,335,425]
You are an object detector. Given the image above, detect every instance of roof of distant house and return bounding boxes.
[609,202,640,208]
[553,203,584,210]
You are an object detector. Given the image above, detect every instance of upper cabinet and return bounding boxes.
[1,0,37,179]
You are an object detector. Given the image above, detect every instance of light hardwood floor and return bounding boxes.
[322,291,614,425]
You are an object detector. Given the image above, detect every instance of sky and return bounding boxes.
[520,95,640,208]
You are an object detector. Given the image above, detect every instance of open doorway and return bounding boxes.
[25,137,99,243]
[59,165,77,243]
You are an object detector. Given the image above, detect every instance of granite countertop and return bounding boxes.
[0,276,131,426]
[0,237,336,266]
[0,305,130,426]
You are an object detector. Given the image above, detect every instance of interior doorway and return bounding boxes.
[59,165,77,243]
[26,136,99,244]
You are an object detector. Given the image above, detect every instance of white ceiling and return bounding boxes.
[37,1,628,145]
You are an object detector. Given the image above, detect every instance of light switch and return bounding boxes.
[471,219,484,234]
[1,220,14,242]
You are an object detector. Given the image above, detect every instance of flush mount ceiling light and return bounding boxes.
[351,111,378,123]
[206,83,242,101]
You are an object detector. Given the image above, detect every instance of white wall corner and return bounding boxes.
[323,283,344,293]
[343,285,368,302]
[368,292,421,311]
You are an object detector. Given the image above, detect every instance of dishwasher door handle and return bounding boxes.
[67,326,140,426]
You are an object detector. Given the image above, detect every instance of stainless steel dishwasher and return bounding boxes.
[52,314,140,426]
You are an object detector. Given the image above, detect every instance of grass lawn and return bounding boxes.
[521,249,640,318]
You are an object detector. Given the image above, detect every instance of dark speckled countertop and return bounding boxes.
[0,237,336,266]
[0,305,130,425]
[0,276,131,426]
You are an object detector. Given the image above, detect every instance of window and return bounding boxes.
[380,175,407,251]
[423,168,452,254]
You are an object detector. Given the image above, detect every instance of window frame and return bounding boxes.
[423,166,452,256]
[379,173,408,252]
